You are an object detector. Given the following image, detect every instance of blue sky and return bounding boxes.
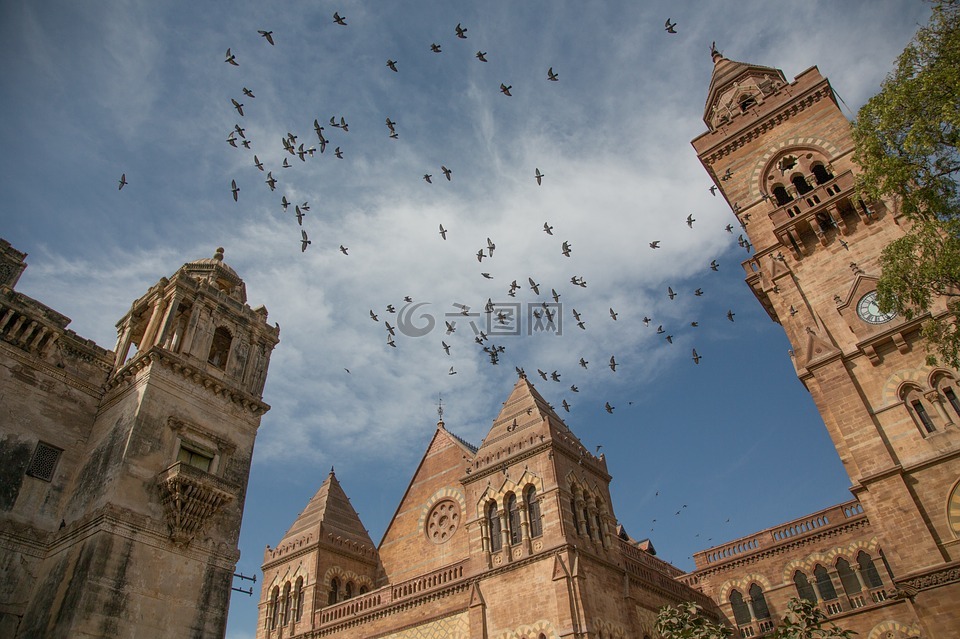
[0,1,930,636]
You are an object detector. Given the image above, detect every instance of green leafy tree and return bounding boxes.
[656,599,855,639]
[852,0,960,367]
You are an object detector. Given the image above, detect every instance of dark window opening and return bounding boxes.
[730,590,752,625]
[527,487,543,538]
[177,445,213,472]
[815,564,838,600]
[794,571,817,603]
[571,497,581,535]
[857,551,884,588]
[792,174,813,195]
[837,558,861,594]
[507,493,521,545]
[488,502,502,551]
[583,506,593,537]
[739,95,757,112]
[812,164,834,185]
[773,185,793,206]
[750,583,771,619]
[912,399,936,433]
[944,387,960,417]
[208,326,232,370]
[328,578,340,606]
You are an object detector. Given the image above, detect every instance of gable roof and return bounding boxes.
[278,469,374,550]
[703,48,785,126]
[476,375,582,455]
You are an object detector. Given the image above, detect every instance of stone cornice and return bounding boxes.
[894,560,960,594]
[699,81,834,167]
[104,346,270,415]
[0,338,105,398]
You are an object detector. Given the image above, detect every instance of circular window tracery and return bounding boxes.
[426,499,461,544]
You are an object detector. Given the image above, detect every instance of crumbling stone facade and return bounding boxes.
[0,242,279,638]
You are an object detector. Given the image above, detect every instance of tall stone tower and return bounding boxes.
[691,49,960,636]
[0,244,279,638]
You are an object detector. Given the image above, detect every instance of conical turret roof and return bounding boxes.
[278,468,374,550]
[702,47,785,127]
[477,375,583,454]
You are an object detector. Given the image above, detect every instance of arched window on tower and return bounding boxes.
[207,326,232,370]
[487,501,502,551]
[344,581,353,600]
[729,589,752,626]
[749,583,771,620]
[739,94,757,112]
[507,493,521,545]
[857,551,884,588]
[269,585,280,629]
[583,494,594,538]
[359,585,368,595]
[571,494,581,535]
[814,564,838,601]
[526,486,543,538]
[836,558,861,595]
[294,577,304,622]
[812,163,834,185]
[794,570,816,603]
[773,184,793,206]
[792,174,813,195]
[281,581,291,625]
[902,384,937,434]
[328,577,340,606]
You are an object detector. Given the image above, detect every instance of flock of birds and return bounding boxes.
[111,11,756,421]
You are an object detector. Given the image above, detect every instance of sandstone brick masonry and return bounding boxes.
[0,243,279,638]
[256,51,960,639]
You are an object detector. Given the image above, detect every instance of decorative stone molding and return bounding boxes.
[895,564,960,592]
[157,461,236,547]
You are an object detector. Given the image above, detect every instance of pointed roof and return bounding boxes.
[476,376,580,454]
[278,468,374,550]
[703,47,786,126]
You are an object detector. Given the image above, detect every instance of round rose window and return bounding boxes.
[426,499,460,544]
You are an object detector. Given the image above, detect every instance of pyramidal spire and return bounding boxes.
[277,470,373,550]
[476,375,581,454]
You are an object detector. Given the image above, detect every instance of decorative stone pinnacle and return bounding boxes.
[214,247,225,261]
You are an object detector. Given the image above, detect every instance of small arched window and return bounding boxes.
[507,493,521,545]
[344,581,353,599]
[294,577,304,621]
[207,326,232,370]
[836,558,861,594]
[857,551,884,588]
[739,94,757,112]
[359,585,368,595]
[269,586,280,629]
[730,589,752,625]
[583,496,593,538]
[812,163,834,185]
[814,564,838,600]
[902,385,936,434]
[792,174,813,195]
[749,583,771,619]
[328,577,340,606]
[282,581,291,625]
[794,570,816,603]
[773,184,793,205]
[487,501,502,551]
[570,495,581,535]
[526,486,543,538]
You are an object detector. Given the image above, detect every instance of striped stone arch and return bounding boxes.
[928,367,959,388]
[834,537,882,563]
[879,368,932,407]
[491,619,557,639]
[782,550,839,582]
[718,573,774,601]
[476,484,497,517]
[751,137,842,198]
[515,469,545,497]
[866,620,922,639]
[419,486,467,535]
[320,566,372,590]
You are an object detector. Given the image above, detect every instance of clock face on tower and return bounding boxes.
[856,291,897,325]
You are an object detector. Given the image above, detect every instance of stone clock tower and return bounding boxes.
[691,48,960,636]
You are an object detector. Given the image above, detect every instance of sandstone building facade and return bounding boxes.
[0,244,279,638]
[256,51,960,639]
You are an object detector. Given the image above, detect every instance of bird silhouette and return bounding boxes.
[570,385,579,393]
[476,51,487,62]
[442,341,451,355]
[455,23,468,38]
[386,59,398,72]
[561,241,572,257]
[543,222,554,235]
[340,245,349,255]
[335,147,344,159]
[727,310,736,322]
[692,349,702,364]
[579,357,589,369]
[528,278,540,295]
[609,308,618,320]
[118,173,127,190]
[665,18,677,33]
[605,402,615,414]
[231,98,244,116]
[430,43,442,53]
[442,166,452,180]
[609,355,618,372]
[668,286,677,300]
[535,168,544,185]
[424,174,432,184]
[243,87,255,99]
[369,310,379,322]
[686,214,696,228]
[649,240,661,249]
[439,224,447,239]
[258,30,274,45]
[300,230,311,252]
[265,172,277,191]
[562,400,571,412]
[710,260,719,271]
[547,67,559,81]
[500,83,512,96]
[231,179,239,201]
[225,48,238,66]
[333,12,347,25]
[254,156,264,171]
[295,206,304,225]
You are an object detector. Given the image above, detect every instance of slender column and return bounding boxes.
[745,597,757,621]
[852,565,868,591]
[140,294,168,350]
[155,292,183,350]
[925,390,952,427]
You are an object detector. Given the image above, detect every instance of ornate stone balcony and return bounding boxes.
[157,461,237,547]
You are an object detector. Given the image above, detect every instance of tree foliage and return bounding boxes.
[656,599,855,639]
[852,0,960,367]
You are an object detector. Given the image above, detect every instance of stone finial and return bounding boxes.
[214,247,225,261]
[711,41,722,63]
